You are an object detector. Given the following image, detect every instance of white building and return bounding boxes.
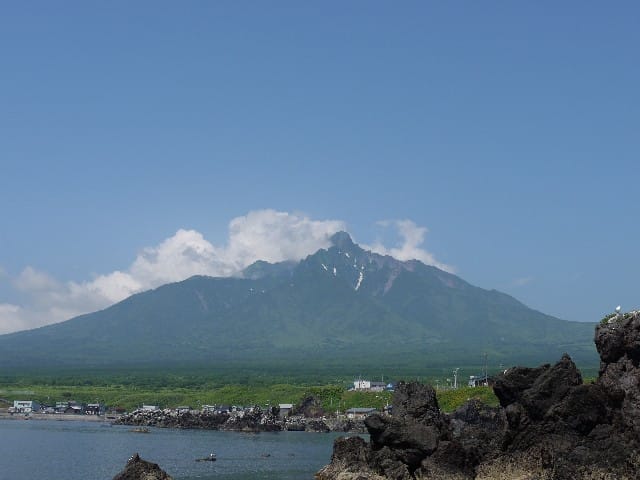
[353,379,371,390]
[353,380,387,392]
[13,400,40,413]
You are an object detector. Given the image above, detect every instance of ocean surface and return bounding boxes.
[0,419,346,479]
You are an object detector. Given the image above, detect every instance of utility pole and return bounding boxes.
[482,353,488,386]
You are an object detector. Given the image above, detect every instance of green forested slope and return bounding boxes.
[0,233,597,371]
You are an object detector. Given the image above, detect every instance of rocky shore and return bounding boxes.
[316,310,640,479]
[113,454,173,480]
[114,405,366,433]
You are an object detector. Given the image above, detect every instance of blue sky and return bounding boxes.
[1,1,638,333]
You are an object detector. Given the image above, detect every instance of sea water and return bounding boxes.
[0,419,346,479]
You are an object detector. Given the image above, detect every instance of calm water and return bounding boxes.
[0,419,346,479]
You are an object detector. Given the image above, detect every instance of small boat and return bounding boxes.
[196,453,217,462]
[129,427,150,433]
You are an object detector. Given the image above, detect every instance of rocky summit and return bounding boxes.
[316,310,640,480]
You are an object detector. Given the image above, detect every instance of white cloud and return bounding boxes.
[0,210,346,334]
[223,209,346,270]
[364,219,454,273]
[0,303,25,334]
[15,266,61,292]
[0,210,449,335]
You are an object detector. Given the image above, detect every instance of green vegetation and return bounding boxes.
[0,383,305,412]
[0,374,497,414]
[600,310,637,325]
[436,386,498,412]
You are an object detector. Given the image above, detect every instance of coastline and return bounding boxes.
[0,408,366,433]
[0,411,110,422]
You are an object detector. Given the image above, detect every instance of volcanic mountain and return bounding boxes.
[0,232,597,371]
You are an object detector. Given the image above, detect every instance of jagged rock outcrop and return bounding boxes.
[218,405,282,432]
[112,454,172,480]
[317,310,640,480]
[292,395,326,418]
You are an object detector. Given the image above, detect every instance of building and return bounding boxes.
[345,407,377,419]
[369,381,387,392]
[141,405,159,411]
[12,400,40,413]
[353,379,371,390]
[68,402,85,414]
[85,403,105,415]
[352,380,387,392]
[278,403,294,419]
[53,401,84,414]
[468,374,492,387]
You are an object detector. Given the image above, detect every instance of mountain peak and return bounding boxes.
[330,231,356,250]
[241,259,296,280]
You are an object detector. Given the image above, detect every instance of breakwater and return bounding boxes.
[114,405,366,434]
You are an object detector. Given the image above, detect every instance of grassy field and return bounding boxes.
[0,378,497,414]
[1,358,601,416]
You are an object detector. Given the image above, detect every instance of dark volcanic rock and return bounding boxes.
[317,310,640,479]
[114,409,230,429]
[115,406,364,434]
[305,419,331,432]
[494,353,582,421]
[365,385,447,472]
[292,395,326,418]
[112,453,172,480]
[596,311,640,433]
[219,406,282,432]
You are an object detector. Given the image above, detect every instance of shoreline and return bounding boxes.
[0,411,111,422]
[0,406,367,433]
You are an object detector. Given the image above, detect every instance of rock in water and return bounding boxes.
[112,453,173,480]
[317,310,640,479]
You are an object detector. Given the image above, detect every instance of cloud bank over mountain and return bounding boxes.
[0,209,448,334]
[363,220,454,273]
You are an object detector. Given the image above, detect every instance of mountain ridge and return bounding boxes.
[0,232,597,371]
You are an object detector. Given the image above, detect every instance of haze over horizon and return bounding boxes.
[2,2,638,334]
